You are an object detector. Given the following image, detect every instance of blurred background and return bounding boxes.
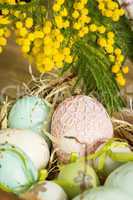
[0,39,38,98]
[0,38,133,105]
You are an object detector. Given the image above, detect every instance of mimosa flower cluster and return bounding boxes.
[97,0,125,21]
[0,0,129,86]
[97,31,129,86]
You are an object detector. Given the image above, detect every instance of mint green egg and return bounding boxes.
[55,160,99,199]
[0,143,38,194]
[73,187,133,200]
[8,96,52,145]
[105,162,133,198]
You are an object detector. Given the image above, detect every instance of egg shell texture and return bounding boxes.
[51,95,113,163]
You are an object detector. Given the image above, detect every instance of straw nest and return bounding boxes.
[0,67,133,178]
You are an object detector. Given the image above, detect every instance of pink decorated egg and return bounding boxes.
[51,95,113,163]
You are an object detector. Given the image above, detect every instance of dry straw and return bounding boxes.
[0,66,133,177]
[0,66,133,144]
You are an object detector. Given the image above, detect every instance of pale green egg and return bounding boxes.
[73,187,133,200]
[0,143,38,194]
[105,162,133,198]
[8,96,52,145]
[54,160,99,199]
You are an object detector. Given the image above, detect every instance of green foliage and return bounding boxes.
[70,0,133,113]
[87,0,133,60]
[0,0,133,113]
[73,40,124,113]
[114,17,133,61]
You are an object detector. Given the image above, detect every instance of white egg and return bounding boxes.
[21,181,68,200]
[0,129,50,170]
[94,143,131,174]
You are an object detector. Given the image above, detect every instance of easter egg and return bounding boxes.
[73,187,132,200]
[21,181,68,200]
[0,143,38,194]
[51,95,113,163]
[8,96,52,145]
[105,162,133,197]
[0,129,50,170]
[94,142,131,175]
[55,160,99,199]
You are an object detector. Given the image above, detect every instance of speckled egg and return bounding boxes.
[51,95,113,163]
[21,181,68,200]
[8,96,52,145]
[0,143,38,194]
[0,129,50,170]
